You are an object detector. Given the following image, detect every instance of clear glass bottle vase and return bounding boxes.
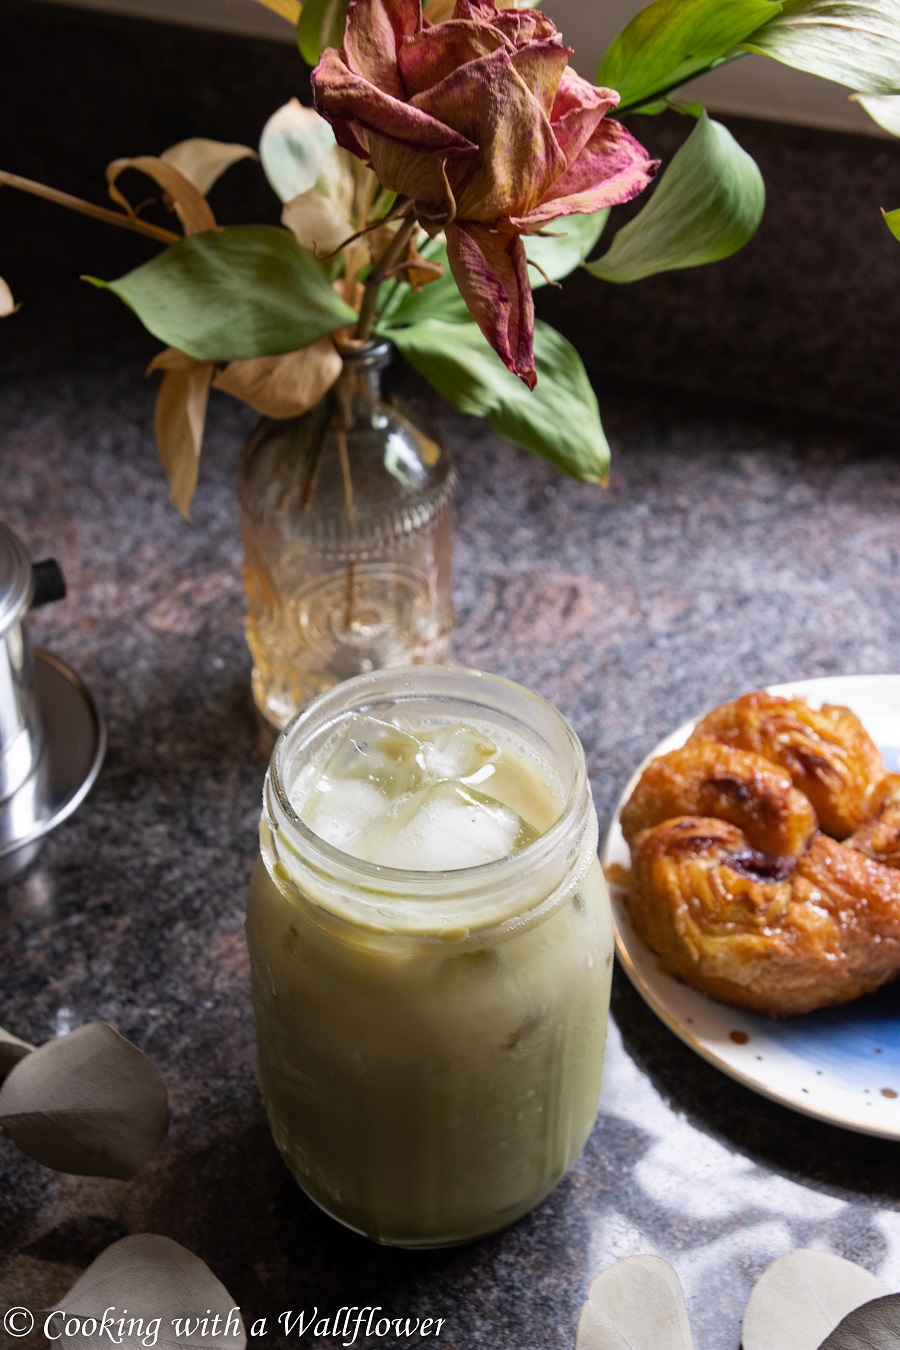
[238,341,456,729]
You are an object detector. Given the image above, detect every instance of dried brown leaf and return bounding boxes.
[251,0,300,22]
[213,338,340,419]
[146,345,203,374]
[0,1021,168,1178]
[154,359,214,518]
[161,138,257,197]
[0,275,20,316]
[106,156,217,236]
[53,1234,246,1349]
[0,1026,34,1078]
[282,188,353,255]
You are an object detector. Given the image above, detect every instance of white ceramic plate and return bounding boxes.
[602,675,900,1139]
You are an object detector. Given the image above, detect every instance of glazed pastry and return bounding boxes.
[847,773,900,869]
[628,817,900,1015]
[689,692,884,838]
[620,741,817,858]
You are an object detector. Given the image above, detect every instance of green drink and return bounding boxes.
[247,668,613,1246]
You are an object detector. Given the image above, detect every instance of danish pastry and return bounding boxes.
[620,692,900,1014]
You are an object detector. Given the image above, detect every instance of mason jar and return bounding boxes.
[246,667,613,1246]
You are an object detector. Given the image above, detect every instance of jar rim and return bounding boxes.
[266,665,593,905]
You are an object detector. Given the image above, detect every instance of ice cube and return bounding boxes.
[318,715,423,799]
[300,777,387,856]
[415,724,500,787]
[368,782,537,871]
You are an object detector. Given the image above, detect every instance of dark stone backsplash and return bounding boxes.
[1,0,900,428]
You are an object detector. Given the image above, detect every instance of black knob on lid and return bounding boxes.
[31,559,66,609]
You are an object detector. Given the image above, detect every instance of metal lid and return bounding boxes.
[0,522,34,637]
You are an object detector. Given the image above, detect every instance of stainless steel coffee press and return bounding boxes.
[0,521,105,883]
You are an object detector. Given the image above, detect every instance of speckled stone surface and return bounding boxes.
[3,2,900,1343]
[2,360,900,1349]
[3,1,900,424]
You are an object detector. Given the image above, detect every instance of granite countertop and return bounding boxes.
[2,357,900,1350]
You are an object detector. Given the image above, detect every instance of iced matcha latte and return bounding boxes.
[247,668,613,1246]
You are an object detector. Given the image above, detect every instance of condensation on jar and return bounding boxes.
[246,666,614,1247]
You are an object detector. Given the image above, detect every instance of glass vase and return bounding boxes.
[237,341,456,729]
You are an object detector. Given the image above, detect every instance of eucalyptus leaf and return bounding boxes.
[587,112,764,283]
[884,208,900,241]
[855,93,900,135]
[0,1026,34,1077]
[86,226,358,362]
[53,1234,246,1350]
[576,1255,694,1350]
[525,210,610,286]
[386,317,609,482]
[819,1294,900,1349]
[260,99,342,205]
[598,0,781,112]
[297,0,350,65]
[742,1250,891,1350]
[0,1021,168,1178]
[741,1,900,94]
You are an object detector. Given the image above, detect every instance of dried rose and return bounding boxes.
[312,0,657,387]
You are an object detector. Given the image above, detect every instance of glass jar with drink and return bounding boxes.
[246,667,613,1246]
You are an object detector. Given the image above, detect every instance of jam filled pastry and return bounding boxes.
[628,818,900,1015]
[688,692,884,838]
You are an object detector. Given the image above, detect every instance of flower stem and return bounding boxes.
[355,208,418,343]
[0,169,181,245]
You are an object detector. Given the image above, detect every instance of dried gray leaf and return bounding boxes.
[0,1026,34,1078]
[576,1255,694,1350]
[53,1234,246,1350]
[818,1294,900,1348]
[0,1021,168,1178]
[743,1250,891,1350]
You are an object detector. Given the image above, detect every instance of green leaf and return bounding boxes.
[86,226,357,362]
[297,0,349,65]
[587,112,764,283]
[741,1,900,94]
[525,210,610,286]
[818,1294,900,1349]
[380,239,471,327]
[883,208,900,240]
[385,317,609,482]
[598,0,782,112]
[856,92,900,135]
